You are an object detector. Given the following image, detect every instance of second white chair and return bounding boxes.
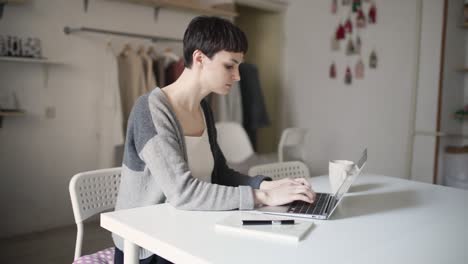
[215,122,255,163]
[248,161,310,181]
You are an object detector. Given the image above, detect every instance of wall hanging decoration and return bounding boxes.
[352,0,362,12]
[331,35,340,51]
[355,59,364,79]
[355,35,362,54]
[345,66,352,85]
[345,17,353,34]
[356,9,366,28]
[369,49,378,68]
[328,0,380,85]
[331,0,337,14]
[330,62,337,79]
[346,37,355,55]
[368,2,377,24]
[336,22,346,40]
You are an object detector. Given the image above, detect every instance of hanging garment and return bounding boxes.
[212,81,243,124]
[117,45,146,136]
[238,63,270,150]
[165,58,185,85]
[138,48,156,92]
[98,43,124,168]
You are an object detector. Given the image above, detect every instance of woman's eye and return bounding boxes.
[224,65,234,70]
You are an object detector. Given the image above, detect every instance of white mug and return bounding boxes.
[329,160,355,194]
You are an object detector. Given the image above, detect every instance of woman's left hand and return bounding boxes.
[260,177,311,190]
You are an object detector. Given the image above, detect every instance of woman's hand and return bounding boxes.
[254,181,316,207]
[260,177,311,190]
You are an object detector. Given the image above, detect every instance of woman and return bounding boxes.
[113,16,316,264]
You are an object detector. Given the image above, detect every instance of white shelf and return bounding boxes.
[0,56,61,64]
[415,131,468,138]
[110,0,238,17]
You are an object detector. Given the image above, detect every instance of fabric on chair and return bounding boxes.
[72,247,115,264]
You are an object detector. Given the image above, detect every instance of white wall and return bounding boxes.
[0,0,194,237]
[282,0,422,177]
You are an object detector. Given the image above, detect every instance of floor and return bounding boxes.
[0,220,113,264]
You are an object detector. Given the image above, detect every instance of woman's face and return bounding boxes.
[199,50,244,95]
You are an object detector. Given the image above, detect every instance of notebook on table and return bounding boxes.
[215,212,314,242]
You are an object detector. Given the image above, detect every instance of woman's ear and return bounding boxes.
[192,49,205,67]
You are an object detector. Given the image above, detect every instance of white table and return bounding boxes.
[101,174,468,264]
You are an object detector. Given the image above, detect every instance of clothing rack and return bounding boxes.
[63,26,182,42]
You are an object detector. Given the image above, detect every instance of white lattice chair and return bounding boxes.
[248,161,310,180]
[69,167,122,263]
[278,128,309,162]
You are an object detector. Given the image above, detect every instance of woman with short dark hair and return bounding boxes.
[113,16,315,264]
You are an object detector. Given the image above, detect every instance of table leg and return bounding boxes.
[124,239,139,264]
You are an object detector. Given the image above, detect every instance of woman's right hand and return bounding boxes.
[254,182,316,207]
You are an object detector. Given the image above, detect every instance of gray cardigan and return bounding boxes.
[113,88,270,259]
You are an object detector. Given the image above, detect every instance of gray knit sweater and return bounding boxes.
[112,88,270,259]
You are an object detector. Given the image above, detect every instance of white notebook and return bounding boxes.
[215,212,314,243]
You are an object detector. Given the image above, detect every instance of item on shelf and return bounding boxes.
[464,3,468,24]
[444,145,468,190]
[0,35,5,56]
[21,37,42,58]
[6,35,22,57]
[454,105,468,120]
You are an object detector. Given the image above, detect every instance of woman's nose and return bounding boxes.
[233,69,240,81]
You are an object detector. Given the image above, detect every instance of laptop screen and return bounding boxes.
[333,149,367,201]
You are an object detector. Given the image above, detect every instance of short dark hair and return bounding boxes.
[183,16,248,68]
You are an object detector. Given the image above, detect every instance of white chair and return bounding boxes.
[69,167,122,263]
[248,161,310,181]
[278,128,309,162]
[215,122,255,163]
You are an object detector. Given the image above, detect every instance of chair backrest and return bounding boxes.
[248,161,310,181]
[278,128,308,162]
[69,167,121,260]
[215,122,254,163]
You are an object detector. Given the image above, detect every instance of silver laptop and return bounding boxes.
[256,149,367,220]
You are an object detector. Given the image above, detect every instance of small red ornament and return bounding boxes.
[345,17,353,34]
[336,23,346,40]
[356,9,366,28]
[330,62,337,79]
[369,3,377,24]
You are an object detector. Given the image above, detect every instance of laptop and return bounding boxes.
[255,148,367,220]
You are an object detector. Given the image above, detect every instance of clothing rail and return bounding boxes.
[63,26,182,42]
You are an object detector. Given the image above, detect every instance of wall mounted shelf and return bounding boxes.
[0,109,25,128]
[107,0,238,18]
[0,56,62,65]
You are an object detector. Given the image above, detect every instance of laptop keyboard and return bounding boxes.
[287,192,330,216]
